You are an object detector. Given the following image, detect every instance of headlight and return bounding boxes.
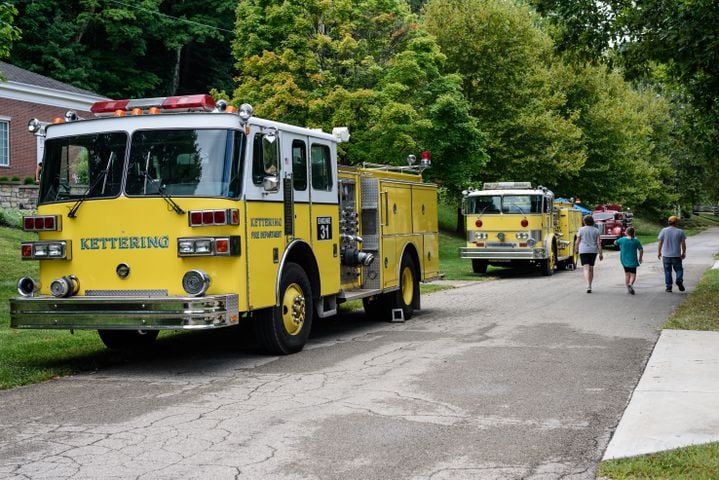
[473,232,488,240]
[177,237,240,256]
[516,232,529,240]
[21,241,71,260]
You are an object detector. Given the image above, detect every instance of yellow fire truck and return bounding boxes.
[10,94,439,354]
[459,182,582,275]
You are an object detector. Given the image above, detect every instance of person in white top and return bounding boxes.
[575,215,603,293]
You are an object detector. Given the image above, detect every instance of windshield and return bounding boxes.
[39,132,127,204]
[466,195,543,214]
[593,213,614,221]
[125,129,244,197]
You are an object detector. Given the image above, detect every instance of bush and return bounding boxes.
[11,176,20,182]
[0,176,8,182]
[0,208,26,229]
[23,177,35,185]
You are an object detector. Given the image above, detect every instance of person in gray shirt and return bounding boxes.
[575,215,603,293]
[657,215,687,292]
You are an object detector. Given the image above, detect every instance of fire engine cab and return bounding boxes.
[11,94,439,354]
[459,182,582,275]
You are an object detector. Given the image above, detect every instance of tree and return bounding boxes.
[528,0,719,211]
[422,0,586,191]
[232,0,488,196]
[0,1,20,69]
[9,0,236,98]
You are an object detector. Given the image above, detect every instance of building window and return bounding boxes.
[0,119,8,167]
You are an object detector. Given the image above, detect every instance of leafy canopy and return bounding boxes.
[232,0,488,194]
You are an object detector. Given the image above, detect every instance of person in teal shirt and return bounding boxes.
[615,227,643,294]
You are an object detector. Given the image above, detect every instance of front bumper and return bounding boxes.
[10,294,239,330]
[459,247,546,261]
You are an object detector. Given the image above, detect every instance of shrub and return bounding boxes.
[0,176,8,182]
[11,176,20,182]
[23,177,35,185]
[0,207,26,229]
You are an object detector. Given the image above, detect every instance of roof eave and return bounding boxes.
[0,81,108,112]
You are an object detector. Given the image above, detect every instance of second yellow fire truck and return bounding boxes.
[10,94,439,354]
[459,182,582,275]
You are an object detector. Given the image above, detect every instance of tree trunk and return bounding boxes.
[456,207,465,235]
[170,45,182,95]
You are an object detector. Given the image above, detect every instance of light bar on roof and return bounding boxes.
[91,94,216,115]
[482,182,533,190]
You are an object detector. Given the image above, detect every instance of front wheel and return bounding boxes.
[98,329,159,350]
[541,246,556,276]
[254,262,313,355]
[566,241,578,270]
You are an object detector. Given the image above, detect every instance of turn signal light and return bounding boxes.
[475,219,483,228]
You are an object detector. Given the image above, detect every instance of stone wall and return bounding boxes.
[0,182,39,210]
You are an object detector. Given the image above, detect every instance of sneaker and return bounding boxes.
[677,281,685,292]
[665,288,672,292]
[586,288,592,293]
[628,285,635,295]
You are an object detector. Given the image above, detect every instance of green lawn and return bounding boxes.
[598,442,719,480]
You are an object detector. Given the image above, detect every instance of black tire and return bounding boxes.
[98,329,159,350]
[254,262,313,355]
[472,259,488,274]
[541,245,556,276]
[390,254,419,320]
[566,241,578,270]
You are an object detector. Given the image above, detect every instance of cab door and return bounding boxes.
[308,140,340,295]
[281,133,311,243]
[244,127,285,310]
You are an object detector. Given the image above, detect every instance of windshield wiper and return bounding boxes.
[67,153,114,218]
[141,170,185,214]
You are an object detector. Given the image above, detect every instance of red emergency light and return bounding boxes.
[91,94,216,115]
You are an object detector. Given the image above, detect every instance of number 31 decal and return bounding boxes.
[316,217,332,240]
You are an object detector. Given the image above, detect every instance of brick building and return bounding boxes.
[0,61,106,180]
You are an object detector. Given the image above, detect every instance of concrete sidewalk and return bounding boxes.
[603,329,719,459]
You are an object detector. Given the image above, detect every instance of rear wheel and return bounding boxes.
[98,329,159,350]
[390,254,419,320]
[472,259,488,274]
[254,262,313,355]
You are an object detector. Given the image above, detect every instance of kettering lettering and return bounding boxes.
[80,236,170,250]
[250,217,282,227]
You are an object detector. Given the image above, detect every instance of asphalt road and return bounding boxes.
[1,228,718,480]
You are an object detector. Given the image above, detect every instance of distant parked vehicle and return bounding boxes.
[693,204,719,215]
[592,204,633,246]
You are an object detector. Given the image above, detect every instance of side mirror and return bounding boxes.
[263,174,280,192]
